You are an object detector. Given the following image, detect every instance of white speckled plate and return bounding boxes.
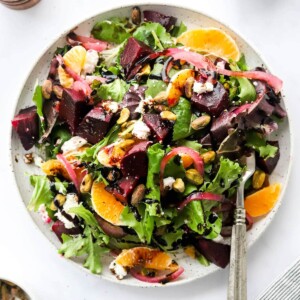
[10,3,292,287]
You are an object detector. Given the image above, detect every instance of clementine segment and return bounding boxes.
[177,28,240,61]
[91,181,125,226]
[58,45,87,88]
[115,247,178,271]
[167,69,195,106]
[181,154,194,169]
[245,183,281,217]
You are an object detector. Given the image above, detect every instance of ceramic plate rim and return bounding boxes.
[9,2,293,288]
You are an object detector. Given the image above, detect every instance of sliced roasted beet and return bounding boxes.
[59,88,91,134]
[76,107,112,144]
[120,37,153,79]
[194,238,230,268]
[94,214,126,238]
[39,98,59,143]
[105,176,139,203]
[143,113,171,142]
[122,86,146,119]
[120,141,151,178]
[143,10,177,31]
[191,82,229,117]
[256,141,280,174]
[52,220,82,242]
[11,106,39,150]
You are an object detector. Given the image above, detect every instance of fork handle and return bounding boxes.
[228,208,247,300]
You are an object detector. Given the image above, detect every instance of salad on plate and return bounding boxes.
[11,6,286,284]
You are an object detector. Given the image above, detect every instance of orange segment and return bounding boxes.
[245,183,281,217]
[58,45,87,88]
[167,69,195,107]
[177,28,240,61]
[41,159,71,181]
[91,181,125,226]
[181,154,194,169]
[115,247,178,271]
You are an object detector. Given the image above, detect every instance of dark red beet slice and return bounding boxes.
[191,82,229,117]
[195,238,230,268]
[122,86,146,120]
[120,37,153,79]
[52,220,82,242]
[143,10,177,31]
[11,106,39,150]
[105,176,139,203]
[59,88,91,134]
[256,141,280,174]
[76,107,112,144]
[94,214,126,238]
[143,113,171,142]
[120,141,151,178]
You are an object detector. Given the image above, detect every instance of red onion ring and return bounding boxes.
[57,154,80,192]
[163,48,283,94]
[130,266,184,284]
[178,192,224,211]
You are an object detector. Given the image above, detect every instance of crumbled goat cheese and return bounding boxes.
[61,136,87,154]
[109,260,128,280]
[83,50,99,74]
[34,155,44,167]
[193,81,214,94]
[38,204,51,224]
[103,101,119,113]
[132,121,151,140]
[163,177,175,190]
[55,193,79,229]
[134,96,152,114]
[64,194,79,218]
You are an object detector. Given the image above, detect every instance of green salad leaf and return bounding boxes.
[59,234,86,258]
[96,79,129,102]
[32,84,45,135]
[145,143,165,202]
[133,22,174,50]
[92,17,132,44]
[120,206,146,243]
[206,157,243,195]
[172,97,193,141]
[230,57,256,103]
[99,42,125,67]
[154,228,184,251]
[171,21,187,37]
[177,140,202,152]
[245,130,278,159]
[164,155,186,179]
[28,175,53,211]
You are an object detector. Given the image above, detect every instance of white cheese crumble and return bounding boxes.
[55,193,79,229]
[34,155,44,167]
[193,81,214,94]
[163,177,175,190]
[109,260,128,280]
[103,101,119,113]
[61,136,87,154]
[132,121,151,140]
[83,49,99,75]
[64,194,79,218]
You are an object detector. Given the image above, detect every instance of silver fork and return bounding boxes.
[228,153,256,300]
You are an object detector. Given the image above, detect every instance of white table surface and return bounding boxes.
[1,0,300,299]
